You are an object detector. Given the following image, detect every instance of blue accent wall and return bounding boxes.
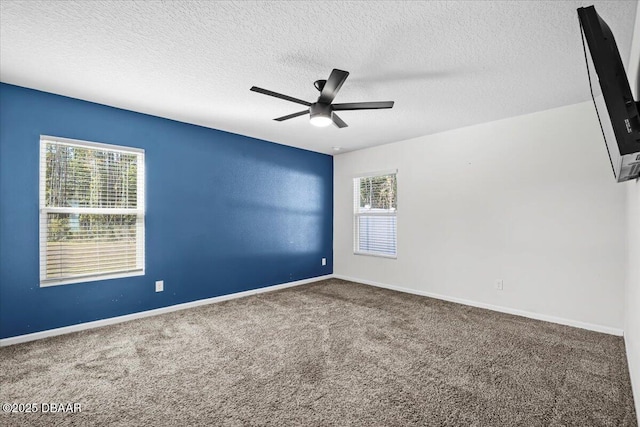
[0,83,333,339]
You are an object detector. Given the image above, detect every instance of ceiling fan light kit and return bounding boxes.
[250,69,395,129]
[309,103,333,127]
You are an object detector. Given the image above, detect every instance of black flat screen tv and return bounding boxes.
[578,5,640,183]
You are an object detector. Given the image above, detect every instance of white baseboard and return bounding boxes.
[2,273,623,346]
[0,275,333,347]
[624,334,640,418]
[333,274,624,336]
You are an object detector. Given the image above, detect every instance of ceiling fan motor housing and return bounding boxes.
[310,102,332,120]
[309,102,333,127]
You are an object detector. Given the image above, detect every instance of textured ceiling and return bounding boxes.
[1,1,637,155]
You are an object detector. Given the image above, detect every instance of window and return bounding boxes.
[353,171,397,258]
[39,136,145,286]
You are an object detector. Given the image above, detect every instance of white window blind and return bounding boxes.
[353,172,397,258]
[39,136,145,286]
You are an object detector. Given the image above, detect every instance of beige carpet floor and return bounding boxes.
[0,278,636,426]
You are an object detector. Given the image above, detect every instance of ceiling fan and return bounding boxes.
[250,69,394,128]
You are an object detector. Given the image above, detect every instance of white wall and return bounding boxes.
[625,179,640,418]
[334,101,628,332]
[624,0,640,417]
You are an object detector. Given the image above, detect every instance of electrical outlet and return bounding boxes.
[155,280,164,292]
[322,258,327,266]
[495,279,503,291]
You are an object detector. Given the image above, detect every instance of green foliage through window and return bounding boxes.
[359,174,397,210]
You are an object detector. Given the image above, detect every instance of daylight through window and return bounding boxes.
[39,136,145,286]
[353,172,397,258]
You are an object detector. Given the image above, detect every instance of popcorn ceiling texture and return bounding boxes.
[0,0,637,154]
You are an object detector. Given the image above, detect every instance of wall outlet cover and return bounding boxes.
[155,280,164,292]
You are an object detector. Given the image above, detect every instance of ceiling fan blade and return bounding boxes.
[274,110,309,121]
[332,101,395,111]
[332,113,348,128]
[250,86,311,106]
[318,69,349,104]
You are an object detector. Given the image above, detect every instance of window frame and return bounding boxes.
[353,170,398,259]
[39,135,146,287]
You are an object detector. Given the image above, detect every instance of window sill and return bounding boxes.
[40,269,145,287]
[353,251,397,259]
